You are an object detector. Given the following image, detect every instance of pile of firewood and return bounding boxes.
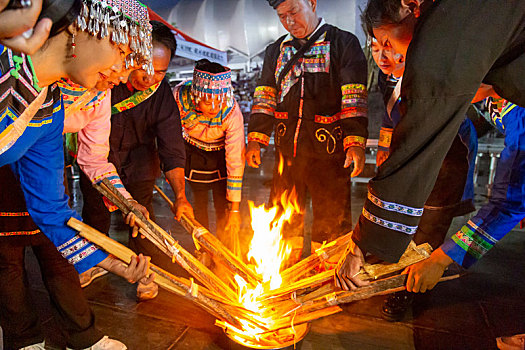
[67,179,457,348]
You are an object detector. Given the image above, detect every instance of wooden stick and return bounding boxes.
[279,233,352,284]
[67,218,245,329]
[259,270,334,301]
[275,273,462,328]
[94,180,239,302]
[154,184,261,287]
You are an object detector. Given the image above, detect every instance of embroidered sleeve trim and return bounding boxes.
[450,220,497,260]
[378,127,393,149]
[57,235,81,251]
[93,170,118,182]
[68,245,98,265]
[367,191,424,217]
[341,83,367,119]
[248,132,270,146]
[252,86,277,117]
[60,238,90,257]
[227,177,243,190]
[362,208,418,235]
[343,136,366,150]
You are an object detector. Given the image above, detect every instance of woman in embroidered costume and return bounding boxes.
[0,0,154,348]
[173,59,245,254]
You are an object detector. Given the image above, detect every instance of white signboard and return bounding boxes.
[175,38,228,66]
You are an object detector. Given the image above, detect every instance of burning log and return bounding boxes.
[153,184,261,288]
[67,218,246,330]
[278,232,352,284]
[94,179,238,302]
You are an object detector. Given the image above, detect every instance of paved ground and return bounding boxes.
[18,147,525,350]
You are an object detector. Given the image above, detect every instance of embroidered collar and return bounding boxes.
[176,80,235,130]
[57,79,106,112]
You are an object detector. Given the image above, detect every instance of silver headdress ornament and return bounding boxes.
[76,0,153,75]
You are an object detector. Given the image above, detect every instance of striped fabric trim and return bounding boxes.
[92,170,119,183]
[451,220,496,260]
[341,83,367,119]
[343,135,366,150]
[0,229,39,236]
[367,191,424,217]
[378,127,393,149]
[247,132,270,146]
[105,175,125,189]
[57,235,80,251]
[362,208,418,235]
[252,86,277,117]
[0,211,30,216]
[60,238,90,257]
[68,245,98,265]
[227,177,243,191]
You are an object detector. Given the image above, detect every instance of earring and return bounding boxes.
[71,34,77,58]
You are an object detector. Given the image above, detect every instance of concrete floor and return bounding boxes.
[20,147,525,350]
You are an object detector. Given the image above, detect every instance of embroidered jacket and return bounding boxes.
[0,46,107,273]
[248,21,368,158]
[58,83,133,200]
[173,81,245,202]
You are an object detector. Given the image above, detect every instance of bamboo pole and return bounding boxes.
[269,273,462,330]
[94,180,239,302]
[154,184,261,287]
[67,218,246,329]
[279,233,352,284]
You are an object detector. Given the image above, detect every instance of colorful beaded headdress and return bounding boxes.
[76,0,153,74]
[191,68,234,108]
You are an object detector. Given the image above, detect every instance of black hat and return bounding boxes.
[267,0,285,9]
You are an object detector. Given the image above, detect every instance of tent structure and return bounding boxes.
[148,8,228,66]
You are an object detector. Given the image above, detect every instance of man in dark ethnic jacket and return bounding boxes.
[246,0,368,264]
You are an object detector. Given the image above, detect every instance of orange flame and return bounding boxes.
[230,156,302,337]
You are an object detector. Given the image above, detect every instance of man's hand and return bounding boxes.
[172,197,194,221]
[246,141,261,168]
[124,199,149,238]
[404,247,453,293]
[97,254,154,284]
[376,149,389,167]
[335,238,369,290]
[344,146,365,177]
[0,0,52,55]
